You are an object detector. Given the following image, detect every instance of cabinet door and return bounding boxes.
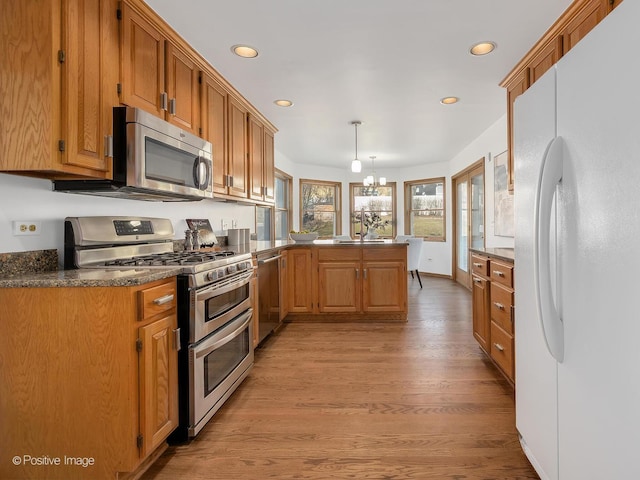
[318,262,360,313]
[201,73,229,195]
[138,314,178,457]
[227,96,249,199]
[472,275,490,352]
[362,261,406,313]
[248,115,265,201]
[287,249,314,313]
[279,250,289,320]
[120,3,166,117]
[528,37,562,85]
[165,42,199,134]
[562,0,608,54]
[62,0,117,175]
[263,128,275,203]
[505,69,529,191]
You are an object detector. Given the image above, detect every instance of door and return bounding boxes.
[452,162,484,290]
[201,72,229,195]
[318,262,359,313]
[287,248,313,313]
[362,261,406,312]
[165,42,199,134]
[556,3,640,477]
[513,67,558,480]
[248,115,265,201]
[138,314,179,457]
[120,4,165,117]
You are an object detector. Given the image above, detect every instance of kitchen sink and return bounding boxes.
[337,239,386,244]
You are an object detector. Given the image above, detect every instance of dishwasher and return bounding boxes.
[257,251,282,344]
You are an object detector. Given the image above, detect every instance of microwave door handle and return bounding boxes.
[193,157,210,190]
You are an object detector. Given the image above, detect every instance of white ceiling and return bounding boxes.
[146,0,572,169]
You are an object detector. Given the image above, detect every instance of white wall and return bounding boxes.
[0,173,256,266]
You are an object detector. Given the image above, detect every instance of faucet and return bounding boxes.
[360,207,365,242]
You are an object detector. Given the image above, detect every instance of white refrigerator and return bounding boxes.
[514,1,640,479]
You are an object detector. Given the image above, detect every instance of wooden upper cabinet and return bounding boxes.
[63,0,118,174]
[120,2,200,135]
[120,3,166,117]
[611,0,623,9]
[165,43,200,134]
[227,96,249,199]
[201,73,229,195]
[263,128,276,203]
[562,0,609,54]
[528,37,562,84]
[505,69,529,191]
[248,116,265,201]
[0,0,116,178]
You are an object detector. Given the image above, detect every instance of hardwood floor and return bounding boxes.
[142,276,538,480]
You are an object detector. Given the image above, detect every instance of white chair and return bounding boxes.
[396,236,423,289]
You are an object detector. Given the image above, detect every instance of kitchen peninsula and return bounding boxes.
[252,240,409,323]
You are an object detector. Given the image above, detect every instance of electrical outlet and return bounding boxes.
[221,219,229,230]
[13,221,42,236]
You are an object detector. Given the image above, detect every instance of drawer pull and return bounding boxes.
[153,294,174,306]
[473,262,483,267]
[493,270,505,277]
[494,343,505,352]
[173,328,181,352]
[493,302,505,310]
[473,278,482,284]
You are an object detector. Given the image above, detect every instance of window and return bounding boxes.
[275,169,292,240]
[300,179,341,237]
[350,183,396,238]
[404,178,445,241]
[255,206,272,241]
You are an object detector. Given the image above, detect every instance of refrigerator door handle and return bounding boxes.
[533,135,565,362]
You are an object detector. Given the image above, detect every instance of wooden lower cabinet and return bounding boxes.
[287,245,408,321]
[287,248,314,313]
[470,253,515,384]
[0,277,179,480]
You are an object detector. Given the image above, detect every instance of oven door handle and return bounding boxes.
[195,309,253,359]
[197,270,252,299]
[257,254,282,265]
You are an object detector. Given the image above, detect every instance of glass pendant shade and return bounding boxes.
[351,159,362,173]
[379,177,387,186]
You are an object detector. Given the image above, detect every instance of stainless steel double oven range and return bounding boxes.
[65,216,254,441]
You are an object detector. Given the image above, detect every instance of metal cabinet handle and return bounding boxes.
[363,269,367,279]
[173,328,181,352]
[493,343,505,352]
[355,268,359,279]
[169,98,176,115]
[473,278,482,284]
[493,302,505,310]
[153,294,174,306]
[160,92,168,111]
[473,262,483,267]
[104,135,113,158]
[493,270,505,277]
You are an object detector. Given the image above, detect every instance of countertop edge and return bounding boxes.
[469,247,515,263]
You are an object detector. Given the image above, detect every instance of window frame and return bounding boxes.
[299,179,342,238]
[274,169,293,241]
[404,177,446,242]
[349,182,397,239]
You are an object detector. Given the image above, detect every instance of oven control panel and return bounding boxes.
[205,261,252,283]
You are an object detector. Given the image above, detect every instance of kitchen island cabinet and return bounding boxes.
[0,276,179,480]
[284,242,408,322]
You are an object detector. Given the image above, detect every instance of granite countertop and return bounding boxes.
[0,267,181,289]
[238,239,408,257]
[469,247,515,263]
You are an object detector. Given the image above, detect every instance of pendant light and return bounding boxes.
[350,121,362,173]
[362,156,386,196]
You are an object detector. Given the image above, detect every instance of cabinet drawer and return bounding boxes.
[318,247,361,262]
[139,279,177,321]
[490,283,514,334]
[490,322,514,380]
[363,246,406,261]
[490,260,513,288]
[471,255,489,277]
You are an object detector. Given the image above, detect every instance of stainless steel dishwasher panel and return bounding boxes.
[257,252,282,343]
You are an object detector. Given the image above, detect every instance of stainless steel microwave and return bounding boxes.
[54,107,213,201]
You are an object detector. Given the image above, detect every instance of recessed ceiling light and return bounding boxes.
[231,44,259,58]
[440,97,459,105]
[274,99,293,107]
[469,41,496,56]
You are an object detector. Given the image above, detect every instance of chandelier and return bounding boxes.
[362,155,386,196]
[350,121,362,173]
